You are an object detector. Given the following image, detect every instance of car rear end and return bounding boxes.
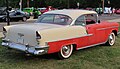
[2,25,49,55]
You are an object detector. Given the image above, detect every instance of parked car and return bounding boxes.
[0,10,30,22]
[33,8,41,19]
[40,6,56,14]
[115,9,120,14]
[38,8,46,13]
[2,10,119,59]
[23,8,41,16]
[23,8,34,15]
[104,7,112,14]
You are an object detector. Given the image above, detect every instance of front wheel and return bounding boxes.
[106,32,116,46]
[5,17,10,22]
[57,45,73,59]
[22,17,27,22]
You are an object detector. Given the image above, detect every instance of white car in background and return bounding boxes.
[104,7,112,14]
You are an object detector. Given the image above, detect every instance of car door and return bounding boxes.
[15,12,23,19]
[9,12,16,19]
[9,11,22,20]
[85,14,106,45]
[74,15,89,48]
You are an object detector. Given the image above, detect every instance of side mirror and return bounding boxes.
[98,20,101,23]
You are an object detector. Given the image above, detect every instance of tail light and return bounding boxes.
[36,31,41,45]
[3,27,7,38]
[36,31,41,39]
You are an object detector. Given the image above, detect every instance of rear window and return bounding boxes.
[36,14,72,25]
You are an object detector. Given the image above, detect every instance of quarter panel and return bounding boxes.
[38,26,87,46]
[38,26,88,53]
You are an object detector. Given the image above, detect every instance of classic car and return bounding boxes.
[1,10,119,59]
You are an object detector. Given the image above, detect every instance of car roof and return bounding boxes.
[44,9,97,19]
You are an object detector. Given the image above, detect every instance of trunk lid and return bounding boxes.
[6,23,63,46]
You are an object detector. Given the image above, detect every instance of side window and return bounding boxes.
[54,15,72,24]
[16,12,21,15]
[54,15,66,23]
[75,15,86,26]
[40,15,54,23]
[85,14,97,25]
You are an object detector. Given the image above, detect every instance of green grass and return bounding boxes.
[0,36,120,69]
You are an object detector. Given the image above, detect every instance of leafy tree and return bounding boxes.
[1,0,120,9]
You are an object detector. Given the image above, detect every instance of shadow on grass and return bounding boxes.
[0,44,107,62]
[0,49,60,60]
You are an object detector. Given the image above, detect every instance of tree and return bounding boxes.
[0,0,120,9]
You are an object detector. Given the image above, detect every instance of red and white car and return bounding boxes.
[115,9,120,14]
[2,10,119,59]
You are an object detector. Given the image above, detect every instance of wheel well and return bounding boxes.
[72,44,77,51]
[112,30,117,36]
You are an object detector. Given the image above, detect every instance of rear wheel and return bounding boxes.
[106,32,116,46]
[58,45,73,59]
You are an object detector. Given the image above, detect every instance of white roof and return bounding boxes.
[44,9,97,19]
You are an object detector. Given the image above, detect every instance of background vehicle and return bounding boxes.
[23,8,34,15]
[40,6,56,14]
[38,8,46,14]
[115,9,120,14]
[104,7,112,14]
[33,8,41,19]
[0,10,30,22]
[23,7,41,16]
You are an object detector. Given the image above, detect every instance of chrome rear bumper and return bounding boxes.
[1,39,49,55]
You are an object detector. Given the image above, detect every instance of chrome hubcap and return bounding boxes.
[62,45,71,56]
[109,33,115,45]
[23,17,26,21]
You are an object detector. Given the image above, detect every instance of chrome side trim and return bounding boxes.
[47,34,93,43]
[97,26,119,31]
[77,42,106,50]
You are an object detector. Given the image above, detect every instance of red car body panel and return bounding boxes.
[115,9,120,14]
[47,21,119,54]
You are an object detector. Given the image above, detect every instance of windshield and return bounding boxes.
[36,14,72,25]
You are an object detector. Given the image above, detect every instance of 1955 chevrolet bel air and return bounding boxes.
[1,10,119,59]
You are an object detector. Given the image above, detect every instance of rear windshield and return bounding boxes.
[36,14,72,25]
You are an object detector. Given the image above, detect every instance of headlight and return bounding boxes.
[3,27,7,38]
[36,31,41,45]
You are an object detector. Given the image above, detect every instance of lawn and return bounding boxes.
[0,35,120,69]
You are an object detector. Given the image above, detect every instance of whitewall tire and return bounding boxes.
[106,32,116,46]
[58,45,73,59]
